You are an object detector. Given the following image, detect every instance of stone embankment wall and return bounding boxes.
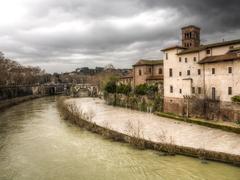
[0,85,65,110]
[164,97,240,122]
[0,85,33,100]
[0,85,65,101]
[104,93,163,112]
[0,95,42,110]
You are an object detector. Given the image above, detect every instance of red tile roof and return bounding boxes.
[198,54,240,64]
[177,39,240,55]
[133,59,163,67]
[161,45,187,51]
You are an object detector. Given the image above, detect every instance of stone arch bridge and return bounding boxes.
[70,84,99,97]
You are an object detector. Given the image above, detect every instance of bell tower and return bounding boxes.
[182,25,200,48]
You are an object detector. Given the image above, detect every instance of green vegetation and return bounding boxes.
[231,95,240,103]
[236,120,240,125]
[116,84,132,95]
[104,78,117,94]
[134,83,158,96]
[103,79,162,112]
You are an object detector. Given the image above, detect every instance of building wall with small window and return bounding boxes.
[163,49,204,99]
[161,26,240,120]
[203,60,240,101]
[163,43,240,102]
[162,42,240,120]
[153,65,163,76]
[133,62,164,87]
[133,66,149,86]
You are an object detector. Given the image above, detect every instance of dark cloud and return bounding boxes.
[0,0,239,72]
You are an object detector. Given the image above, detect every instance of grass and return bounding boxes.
[57,97,240,166]
[155,112,240,134]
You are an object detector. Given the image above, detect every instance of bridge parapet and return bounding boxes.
[70,84,98,97]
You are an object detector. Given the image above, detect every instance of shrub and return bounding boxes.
[134,83,158,96]
[140,98,147,112]
[146,84,158,99]
[116,84,132,95]
[134,84,148,95]
[153,95,163,112]
[129,96,138,109]
[231,95,240,103]
[236,120,240,125]
[104,80,117,93]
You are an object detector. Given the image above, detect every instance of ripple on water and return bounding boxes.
[0,97,239,180]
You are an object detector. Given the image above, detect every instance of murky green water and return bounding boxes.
[0,97,239,180]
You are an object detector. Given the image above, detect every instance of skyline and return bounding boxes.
[0,0,240,73]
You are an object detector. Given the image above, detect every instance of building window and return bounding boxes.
[169,68,173,77]
[206,49,211,55]
[198,69,201,75]
[149,67,152,73]
[192,87,195,94]
[228,87,232,95]
[179,89,182,94]
[179,72,182,76]
[139,69,142,76]
[166,53,168,60]
[193,57,197,62]
[179,57,182,62]
[212,87,216,100]
[212,68,215,74]
[187,70,191,76]
[158,68,163,74]
[228,67,232,74]
[185,58,188,63]
[170,86,173,93]
[198,87,202,94]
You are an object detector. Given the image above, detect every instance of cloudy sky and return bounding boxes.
[0,0,240,73]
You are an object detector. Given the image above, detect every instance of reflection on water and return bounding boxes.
[0,97,239,180]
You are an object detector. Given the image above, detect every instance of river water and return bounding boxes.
[0,97,239,180]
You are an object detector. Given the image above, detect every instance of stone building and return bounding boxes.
[161,25,240,121]
[119,59,164,93]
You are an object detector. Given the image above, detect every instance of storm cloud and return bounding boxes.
[0,0,239,72]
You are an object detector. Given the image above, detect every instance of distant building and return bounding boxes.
[75,67,104,75]
[119,59,164,94]
[133,59,163,86]
[162,25,240,121]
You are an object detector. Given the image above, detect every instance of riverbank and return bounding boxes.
[60,97,240,166]
[104,93,240,133]
[0,95,43,110]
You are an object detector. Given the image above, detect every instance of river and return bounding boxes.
[0,97,239,180]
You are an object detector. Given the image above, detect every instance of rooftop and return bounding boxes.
[198,53,240,64]
[181,25,200,30]
[161,39,240,54]
[161,45,187,52]
[178,39,240,55]
[133,59,163,67]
